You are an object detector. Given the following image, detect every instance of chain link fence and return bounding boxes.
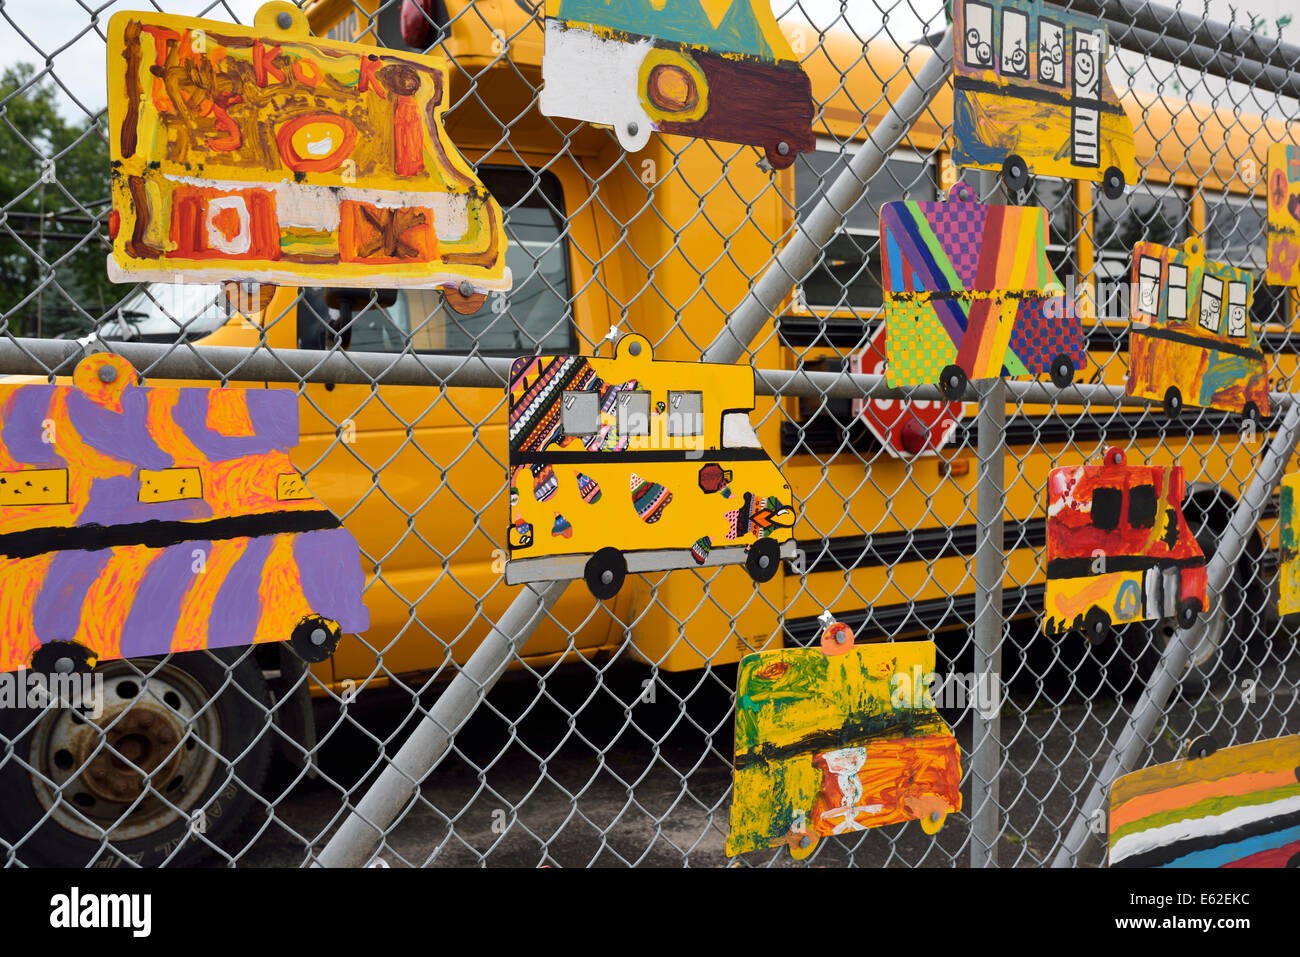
[0,0,1297,868]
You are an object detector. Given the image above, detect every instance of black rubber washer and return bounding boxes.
[289,615,342,664]
[1164,386,1183,421]
[1001,154,1030,192]
[584,547,627,600]
[1188,733,1218,760]
[938,364,968,401]
[1177,597,1202,630]
[1102,166,1126,200]
[29,641,96,675]
[1049,354,1075,389]
[1084,607,1111,646]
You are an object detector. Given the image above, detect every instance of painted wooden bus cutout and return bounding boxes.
[882,183,1085,400]
[539,0,815,169]
[1266,143,1300,287]
[106,2,509,313]
[1110,733,1300,868]
[727,639,962,859]
[505,334,796,599]
[953,0,1137,197]
[1044,447,1205,642]
[1126,238,1269,422]
[1279,473,1300,616]
[0,354,369,675]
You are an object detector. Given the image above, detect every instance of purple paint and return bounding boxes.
[205,535,275,650]
[292,528,370,632]
[171,388,297,462]
[77,475,212,527]
[2,385,66,467]
[66,385,172,470]
[119,541,210,659]
[32,549,114,641]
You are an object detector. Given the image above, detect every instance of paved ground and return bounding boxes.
[228,621,1300,868]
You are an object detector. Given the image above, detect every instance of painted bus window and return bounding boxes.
[505,334,796,599]
[1044,446,1206,642]
[952,0,1137,197]
[881,183,1085,399]
[1126,237,1270,422]
[107,2,510,313]
[727,640,962,858]
[539,0,815,169]
[0,354,369,674]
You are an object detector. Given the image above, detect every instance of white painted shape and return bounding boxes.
[722,412,762,449]
[203,195,251,255]
[540,20,652,152]
[1110,794,1300,864]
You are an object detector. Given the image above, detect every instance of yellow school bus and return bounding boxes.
[12,0,1292,864]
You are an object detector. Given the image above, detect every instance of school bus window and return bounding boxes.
[794,146,936,311]
[562,391,600,437]
[1199,274,1224,332]
[1166,262,1189,321]
[722,412,763,449]
[1129,484,1157,529]
[1137,255,1161,315]
[1091,486,1121,530]
[1095,183,1189,319]
[618,391,651,437]
[666,391,703,436]
[1206,193,1282,327]
[298,168,575,355]
[1026,175,1077,278]
[1000,7,1030,77]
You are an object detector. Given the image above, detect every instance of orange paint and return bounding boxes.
[275,113,358,173]
[0,554,56,671]
[171,538,249,653]
[206,389,256,438]
[1110,768,1300,832]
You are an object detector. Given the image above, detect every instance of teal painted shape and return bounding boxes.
[556,0,776,60]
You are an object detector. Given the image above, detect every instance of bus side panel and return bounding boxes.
[1045,570,1145,633]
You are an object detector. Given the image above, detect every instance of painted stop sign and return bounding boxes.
[851,324,965,458]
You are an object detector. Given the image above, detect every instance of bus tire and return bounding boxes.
[1049,354,1075,389]
[938,364,967,401]
[1001,154,1029,192]
[1102,166,1126,200]
[1177,597,1202,630]
[745,538,782,584]
[1084,607,1111,645]
[0,648,272,867]
[288,614,343,663]
[585,547,627,600]
[1163,386,1183,420]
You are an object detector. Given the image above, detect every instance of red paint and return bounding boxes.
[851,324,963,458]
[293,58,322,87]
[1221,836,1300,868]
[358,56,387,97]
[252,40,285,87]
[108,209,120,241]
[170,186,280,260]
[393,96,424,176]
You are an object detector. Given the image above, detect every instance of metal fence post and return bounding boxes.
[1051,397,1300,867]
[315,580,567,868]
[971,377,1007,867]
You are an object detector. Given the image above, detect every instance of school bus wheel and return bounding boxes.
[28,640,97,676]
[920,810,946,835]
[1001,154,1029,193]
[938,364,967,401]
[745,538,782,584]
[1163,386,1183,421]
[584,547,627,600]
[1177,597,1202,630]
[1049,354,1075,390]
[1102,166,1126,200]
[289,614,343,663]
[787,830,817,860]
[1084,607,1111,645]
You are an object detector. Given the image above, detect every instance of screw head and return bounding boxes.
[777,141,790,156]
[600,570,614,585]
[310,627,329,646]
[835,632,846,644]
[277,12,293,29]
[97,364,117,384]
[627,122,640,137]
[458,280,475,298]
[628,341,642,356]
[54,656,74,674]
[798,835,812,849]
[759,555,771,569]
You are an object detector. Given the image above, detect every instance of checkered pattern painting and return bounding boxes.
[1010,295,1085,375]
[920,200,986,287]
[886,298,958,386]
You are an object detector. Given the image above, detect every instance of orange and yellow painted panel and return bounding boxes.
[1127,238,1269,418]
[0,354,368,672]
[1266,143,1300,286]
[1044,446,1206,639]
[106,1,509,299]
[952,0,1137,195]
[539,0,815,169]
[726,640,962,858]
[1110,734,1300,867]
[505,334,796,599]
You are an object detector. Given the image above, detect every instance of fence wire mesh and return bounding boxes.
[0,0,1297,868]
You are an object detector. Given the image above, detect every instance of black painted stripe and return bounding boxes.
[1131,324,1265,362]
[0,509,341,560]
[955,74,1127,116]
[1046,555,1205,578]
[510,449,770,466]
[733,710,946,770]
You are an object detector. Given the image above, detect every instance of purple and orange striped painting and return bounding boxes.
[0,353,368,672]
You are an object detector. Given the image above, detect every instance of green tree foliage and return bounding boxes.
[0,63,112,339]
